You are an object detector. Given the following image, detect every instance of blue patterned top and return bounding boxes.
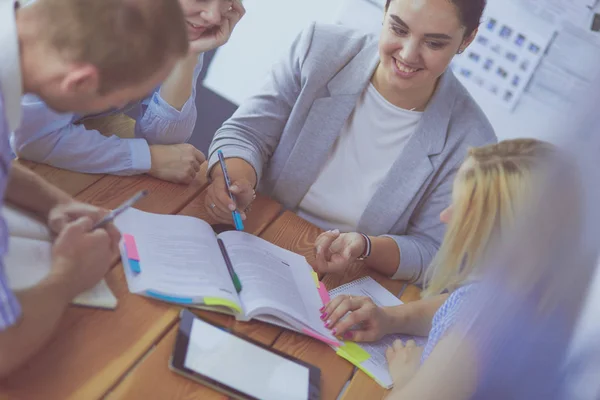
[421,285,473,363]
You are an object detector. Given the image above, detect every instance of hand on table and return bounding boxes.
[50,217,119,300]
[385,339,423,389]
[321,295,391,342]
[188,0,246,54]
[204,176,255,223]
[149,144,206,184]
[314,231,366,274]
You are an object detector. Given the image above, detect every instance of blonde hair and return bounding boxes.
[30,0,189,93]
[422,139,555,297]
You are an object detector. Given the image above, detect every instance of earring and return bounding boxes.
[457,49,464,54]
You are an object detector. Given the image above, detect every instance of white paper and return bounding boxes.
[114,208,239,302]
[220,230,334,339]
[451,0,556,110]
[2,206,117,309]
[329,277,427,388]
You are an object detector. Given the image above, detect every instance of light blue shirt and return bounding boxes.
[10,54,204,175]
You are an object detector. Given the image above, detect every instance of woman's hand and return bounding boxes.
[321,295,391,342]
[188,0,246,54]
[385,339,423,389]
[205,177,255,223]
[314,231,366,274]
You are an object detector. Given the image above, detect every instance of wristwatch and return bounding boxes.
[356,233,371,261]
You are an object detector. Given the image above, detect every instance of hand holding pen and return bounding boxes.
[205,151,256,228]
[92,190,148,230]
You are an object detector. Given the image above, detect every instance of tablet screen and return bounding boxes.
[183,318,310,400]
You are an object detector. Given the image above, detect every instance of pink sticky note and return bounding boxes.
[318,282,330,305]
[123,234,140,261]
[302,328,339,347]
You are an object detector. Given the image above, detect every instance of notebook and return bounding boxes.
[329,277,428,389]
[114,207,340,347]
[2,204,118,309]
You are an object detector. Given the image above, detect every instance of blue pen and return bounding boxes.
[217,150,244,231]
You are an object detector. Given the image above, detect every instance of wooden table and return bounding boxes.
[0,161,421,400]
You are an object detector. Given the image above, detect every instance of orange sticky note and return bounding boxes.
[123,234,139,260]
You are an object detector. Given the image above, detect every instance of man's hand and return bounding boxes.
[50,217,119,300]
[148,144,206,184]
[48,201,115,236]
[188,0,246,54]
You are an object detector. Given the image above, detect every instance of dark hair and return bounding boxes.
[384,0,486,37]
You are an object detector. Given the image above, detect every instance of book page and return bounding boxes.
[2,204,52,242]
[114,208,240,307]
[4,236,117,309]
[219,231,328,335]
[329,277,428,388]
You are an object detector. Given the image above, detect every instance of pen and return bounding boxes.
[92,189,148,230]
[217,150,244,231]
[217,238,242,293]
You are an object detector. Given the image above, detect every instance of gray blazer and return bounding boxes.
[208,22,497,282]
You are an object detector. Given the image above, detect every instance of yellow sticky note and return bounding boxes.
[311,270,320,287]
[204,297,242,314]
[336,341,371,364]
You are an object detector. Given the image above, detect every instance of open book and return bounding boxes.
[114,208,339,346]
[329,277,428,389]
[2,204,118,309]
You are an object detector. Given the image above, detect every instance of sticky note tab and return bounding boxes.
[311,271,320,287]
[302,328,340,347]
[146,290,194,304]
[123,234,139,261]
[317,282,330,305]
[128,259,141,274]
[337,341,371,364]
[204,297,243,314]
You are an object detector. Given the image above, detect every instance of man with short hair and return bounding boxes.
[12,0,245,184]
[0,0,189,377]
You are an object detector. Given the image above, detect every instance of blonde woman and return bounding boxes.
[321,140,559,392]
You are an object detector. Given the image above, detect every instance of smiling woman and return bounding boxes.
[205,0,497,283]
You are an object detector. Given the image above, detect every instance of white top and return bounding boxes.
[297,83,422,232]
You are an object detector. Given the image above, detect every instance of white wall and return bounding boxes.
[203,0,344,104]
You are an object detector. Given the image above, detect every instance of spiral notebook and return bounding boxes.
[329,277,428,389]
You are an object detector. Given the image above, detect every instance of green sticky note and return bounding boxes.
[311,270,320,287]
[336,341,371,364]
[204,297,242,314]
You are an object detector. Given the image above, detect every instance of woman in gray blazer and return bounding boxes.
[205,0,496,282]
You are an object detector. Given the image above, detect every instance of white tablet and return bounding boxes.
[170,309,321,400]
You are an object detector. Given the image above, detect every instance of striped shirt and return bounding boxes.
[0,0,23,330]
[421,285,473,363]
[0,85,21,329]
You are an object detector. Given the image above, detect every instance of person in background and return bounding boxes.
[205,0,496,282]
[0,0,188,377]
[11,0,245,184]
[322,139,588,399]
